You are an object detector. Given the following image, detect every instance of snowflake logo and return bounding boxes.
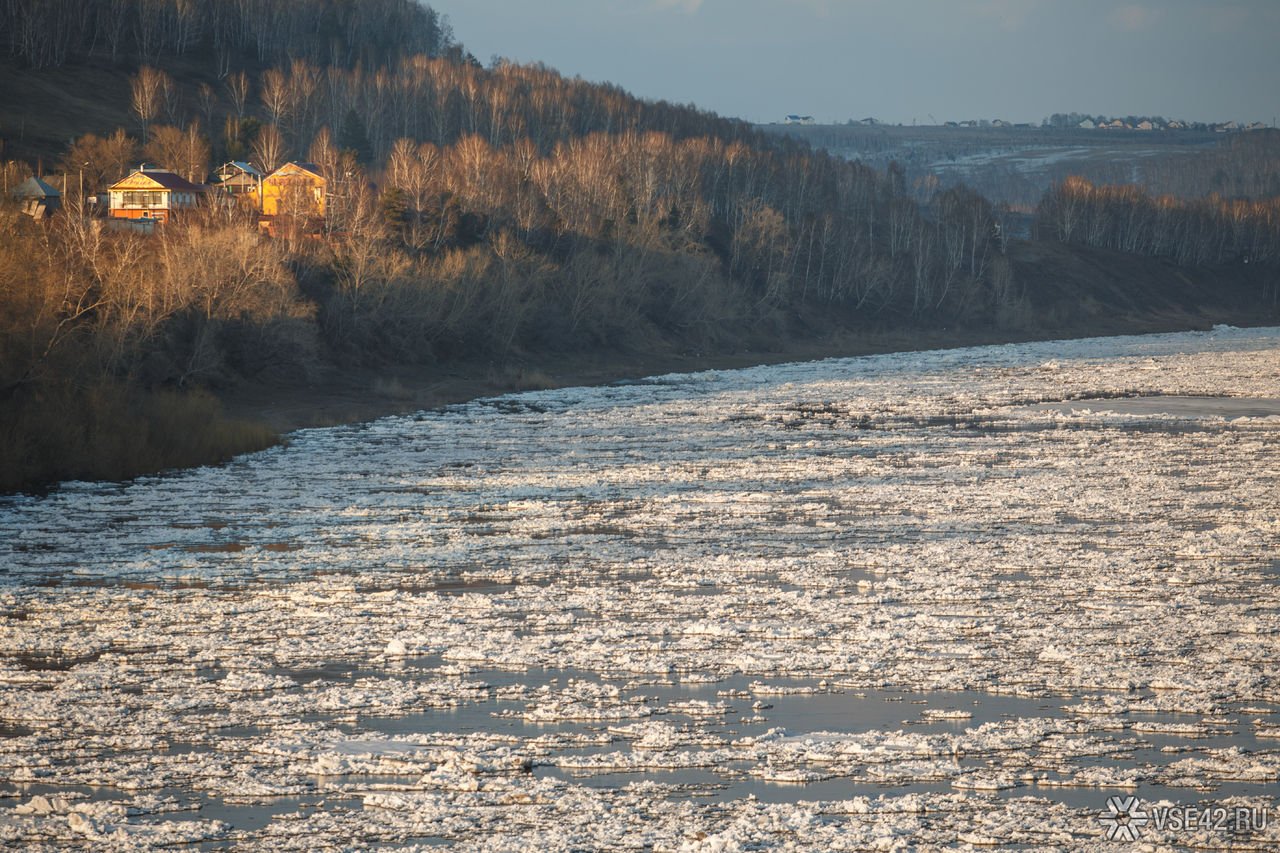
[1098,795,1149,841]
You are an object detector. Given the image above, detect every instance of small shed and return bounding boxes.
[12,176,62,219]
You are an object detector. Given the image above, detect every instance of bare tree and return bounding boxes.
[287,60,320,143]
[143,126,187,174]
[260,68,291,127]
[61,131,139,200]
[101,0,133,64]
[308,127,340,184]
[171,0,202,54]
[131,0,165,62]
[226,71,250,119]
[140,123,207,184]
[252,123,287,174]
[179,122,211,183]
[197,83,218,130]
[103,128,140,182]
[161,72,182,126]
[130,66,169,143]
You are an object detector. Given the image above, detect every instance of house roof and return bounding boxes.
[266,162,325,181]
[11,176,61,198]
[109,169,206,193]
[218,161,262,177]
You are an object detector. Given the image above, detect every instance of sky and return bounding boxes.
[435,0,1280,126]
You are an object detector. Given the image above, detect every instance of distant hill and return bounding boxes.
[764,122,1280,211]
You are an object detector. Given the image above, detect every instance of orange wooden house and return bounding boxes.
[257,162,327,237]
[107,168,205,223]
[259,162,326,217]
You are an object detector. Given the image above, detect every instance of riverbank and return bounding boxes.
[4,239,1274,495]
[1,309,1267,496]
[220,313,1269,436]
[221,240,1277,434]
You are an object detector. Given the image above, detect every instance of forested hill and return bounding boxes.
[2,1,1278,493]
[0,0,456,158]
[0,0,773,162]
[1,0,454,71]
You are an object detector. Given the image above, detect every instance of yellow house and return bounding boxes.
[108,168,205,222]
[259,162,326,218]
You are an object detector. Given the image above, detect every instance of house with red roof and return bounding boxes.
[107,167,206,223]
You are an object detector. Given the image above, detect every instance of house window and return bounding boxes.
[122,191,166,207]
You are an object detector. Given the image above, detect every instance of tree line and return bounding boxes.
[21,43,1278,392]
[1,0,453,71]
[1036,175,1280,273]
[20,52,1019,338]
[0,203,302,491]
[1140,130,1280,200]
[212,56,764,170]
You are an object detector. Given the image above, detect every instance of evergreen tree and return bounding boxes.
[339,110,373,166]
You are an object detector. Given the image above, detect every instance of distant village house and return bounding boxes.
[12,176,61,219]
[259,162,326,216]
[212,161,262,199]
[258,161,327,236]
[108,167,205,223]
[20,156,333,237]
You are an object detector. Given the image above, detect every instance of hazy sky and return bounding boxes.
[436,0,1280,126]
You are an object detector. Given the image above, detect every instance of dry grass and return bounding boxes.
[485,364,557,392]
[0,381,276,494]
[371,376,417,401]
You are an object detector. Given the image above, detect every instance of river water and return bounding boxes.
[2,327,1278,850]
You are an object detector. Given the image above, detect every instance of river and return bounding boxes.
[2,327,1278,849]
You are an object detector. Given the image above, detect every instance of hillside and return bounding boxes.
[0,62,141,162]
[219,242,1275,435]
[1,1,1278,493]
[0,0,454,161]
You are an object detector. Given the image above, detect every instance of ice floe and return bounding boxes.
[2,327,1279,848]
